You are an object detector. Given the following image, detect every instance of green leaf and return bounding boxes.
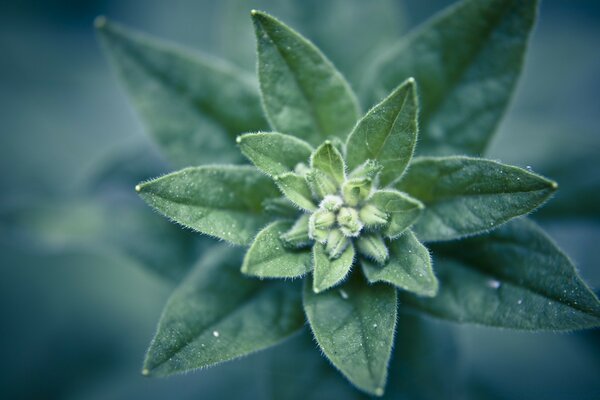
[237,132,313,177]
[143,245,305,376]
[275,173,317,212]
[346,78,418,187]
[242,221,312,279]
[311,141,346,185]
[396,156,557,242]
[368,190,423,239]
[96,18,267,167]
[401,218,600,330]
[362,0,538,156]
[252,10,360,145]
[362,231,437,297]
[303,273,397,396]
[136,166,279,245]
[312,242,355,293]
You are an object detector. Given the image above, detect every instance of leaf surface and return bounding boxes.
[312,243,355,293]
[368,190,423,239]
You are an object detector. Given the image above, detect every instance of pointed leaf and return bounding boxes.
[136,166,279,245]
[346,78,418,186]
[242,221,312,278]
[143,245,305,376]
[312,242,355,293]
[362,0,538,156]
[303,274,397,396]
[368,190,423,239]
[362,231,437,297]
[252,10,360,145]
[238,132,313,177]
[275,173,317,212]
[401,219,600,330]
[96,18,267,166]
[396,157,557,241]
[311,141,346,185]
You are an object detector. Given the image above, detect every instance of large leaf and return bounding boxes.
[362,230,437,297]
[136,166,279,245]
[368,190,423,239]
[401,218,600,330]
[346,78,418,186]
[96,18,267,167]
[396,156,557,241]
[252,10,360,146]
[143,245,305,375]
[312,242,355,293]
[362,0,538,156]
[242,221,312,278]
[303,274,397,396]
[237,132,313,177]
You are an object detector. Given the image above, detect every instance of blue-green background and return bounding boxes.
[1,1,599,399]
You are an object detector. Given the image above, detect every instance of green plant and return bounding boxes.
[97,0,600,396]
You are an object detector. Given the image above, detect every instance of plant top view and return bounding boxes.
[94,0,600,397]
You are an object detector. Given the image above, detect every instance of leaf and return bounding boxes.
[346,78,418,187]
[396,156,557,242]
[96,18,267,167]
[362,231,437,297]
[143,245,305,376]
[252,10,360,146]
[311,141,346,185]
[237,132,313,177]
[368,190,423,239]
[312,242,355,293]
[362,0,539,156]
[275,173,317,212]
[401,218,600,330]
[303,273,397,396]
[242,221,312,278]
[136,166,280,245]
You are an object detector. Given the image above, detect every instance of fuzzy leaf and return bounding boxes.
[362,0,538,156]
[368,190,423,239]
[396,157,557,241]
[96,18,267,166]
[303,274,397,396]
[237,132,313,177]
[143,245,305,376]
[312,242,355,293]
[242,221,312,278]
[401,219,600,330]
[252,10,360,145]
[275,173,317,211]
[346,78,418,186]
[362,231,437,297]
[311,141,346,185]
[136,166,279,245]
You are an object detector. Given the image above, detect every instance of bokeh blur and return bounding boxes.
[1,0,599,399]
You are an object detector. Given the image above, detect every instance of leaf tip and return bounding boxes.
[134,184,142,193]
[250,9,258,16]
[94,15,107,29]
[235,135,242,144]
[375,387,384,397]
[551,181,558,190]
[141,368,150,376]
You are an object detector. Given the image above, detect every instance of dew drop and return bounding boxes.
[339,289,349,300]
[487,279,501,289]
[373,323,378,328]
[517,299,523,305]
[213,330,220,338]
[375,387,384,396]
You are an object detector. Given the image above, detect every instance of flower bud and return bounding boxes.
[349,159,383,180]
[280,214,311,248]
[342,178,372,206]
[325,229,350,259]
[337,207,363,237]
[306,169,338,199]
[359,204,388,227]
[311,209,336,229]
[356,234,389,265]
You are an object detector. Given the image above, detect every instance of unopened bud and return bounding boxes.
[356,234,389,265]
[306,169,338,199]
[359,204,388,227]
[337,207,363,237]
[325,229,350,259]
[310,209,336,229]
[349,159,383,180]
[342,178,372,206]
[320,195,343,212]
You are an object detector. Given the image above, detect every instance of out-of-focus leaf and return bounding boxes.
[136,166,279,245]
[362,0,538,156]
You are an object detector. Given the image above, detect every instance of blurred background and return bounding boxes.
[1,0,599,399]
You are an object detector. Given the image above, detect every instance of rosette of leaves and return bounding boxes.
[97,0,600,397]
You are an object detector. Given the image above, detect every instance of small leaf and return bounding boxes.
[136,166,280,245]
[312,242,355,293]
[143,245,305,376]
[396,156,557,242]
[242,221,312,279]
[401,218,600,330]
[96,18,267,166]
[311,141,346,185]
[237,132,313,177]
[346,78,418,187]
[362,231,437,297]
[252,10,360,145]
[280,214,311,248]
[275,173,317,212]
[362,0,539,156]
[303,274,397,396]
[368,190,423,239]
